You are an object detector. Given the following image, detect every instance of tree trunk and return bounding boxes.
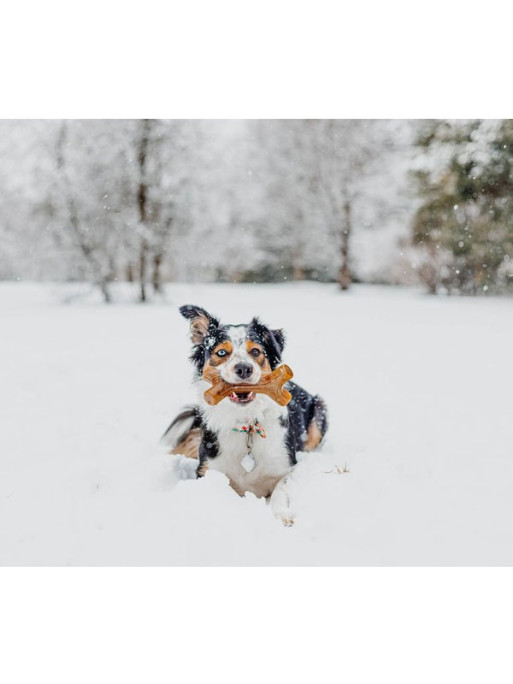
[421,245,438,294]
[137,119,151,303]
[292,246,305,280]
[56,123,111,302]
[139,241,147,303]
[338,200,352,290]
[100,280,112,303]
[292,264,305,281]
[152,253,163,294]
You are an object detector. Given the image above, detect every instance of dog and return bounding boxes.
[161,304,328,525]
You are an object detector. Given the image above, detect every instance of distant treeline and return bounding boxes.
[0,119,511,300]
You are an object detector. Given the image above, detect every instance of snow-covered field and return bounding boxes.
[1,281,512,565]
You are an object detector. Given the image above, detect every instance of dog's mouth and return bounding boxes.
[229,391,256,404]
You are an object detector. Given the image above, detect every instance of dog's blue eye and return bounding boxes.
[216,349,228,357]
[250,348,261,357]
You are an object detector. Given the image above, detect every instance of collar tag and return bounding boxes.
[241,452,257,473]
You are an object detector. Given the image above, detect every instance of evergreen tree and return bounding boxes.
[412,119,513,294]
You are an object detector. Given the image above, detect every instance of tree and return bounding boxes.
[412,119,513,294]
[0,119,418,295]
[54,122,112,301]
[250,119,390,287]
[248,120,321,281]
[44,119,185,302]
[307,120,387,289]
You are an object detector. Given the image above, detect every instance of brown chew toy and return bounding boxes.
[203,364,294,407]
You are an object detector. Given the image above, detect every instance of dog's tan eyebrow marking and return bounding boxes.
[246,340,263,362]
[246,340,271,370]
[214,341,232,354]
[207,341,233,366]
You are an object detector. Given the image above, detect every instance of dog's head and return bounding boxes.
[180,304,285,406]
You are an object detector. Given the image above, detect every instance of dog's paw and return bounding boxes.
[278,515,295,527]
[167,453,198,480]
[269,474,297,527]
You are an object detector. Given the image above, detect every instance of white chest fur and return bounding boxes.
[197,381,292,498]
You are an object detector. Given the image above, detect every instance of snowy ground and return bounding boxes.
[1,281,512,565]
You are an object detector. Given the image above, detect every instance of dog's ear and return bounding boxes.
[249,317,286,367]
[179,305,219,345]
[271,329,285,354]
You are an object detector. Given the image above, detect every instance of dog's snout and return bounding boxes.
[234,363,253,380]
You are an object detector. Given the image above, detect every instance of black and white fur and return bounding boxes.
[162,305,328,525]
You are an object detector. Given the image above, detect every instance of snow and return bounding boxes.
[1,281,512,565]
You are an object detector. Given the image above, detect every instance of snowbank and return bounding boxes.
[1,282,512,565]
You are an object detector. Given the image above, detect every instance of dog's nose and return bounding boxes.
[234,363,253,380]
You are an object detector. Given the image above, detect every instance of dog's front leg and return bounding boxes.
[268,474,295,527]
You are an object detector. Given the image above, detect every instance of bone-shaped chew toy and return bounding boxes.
[203,364,294,406]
